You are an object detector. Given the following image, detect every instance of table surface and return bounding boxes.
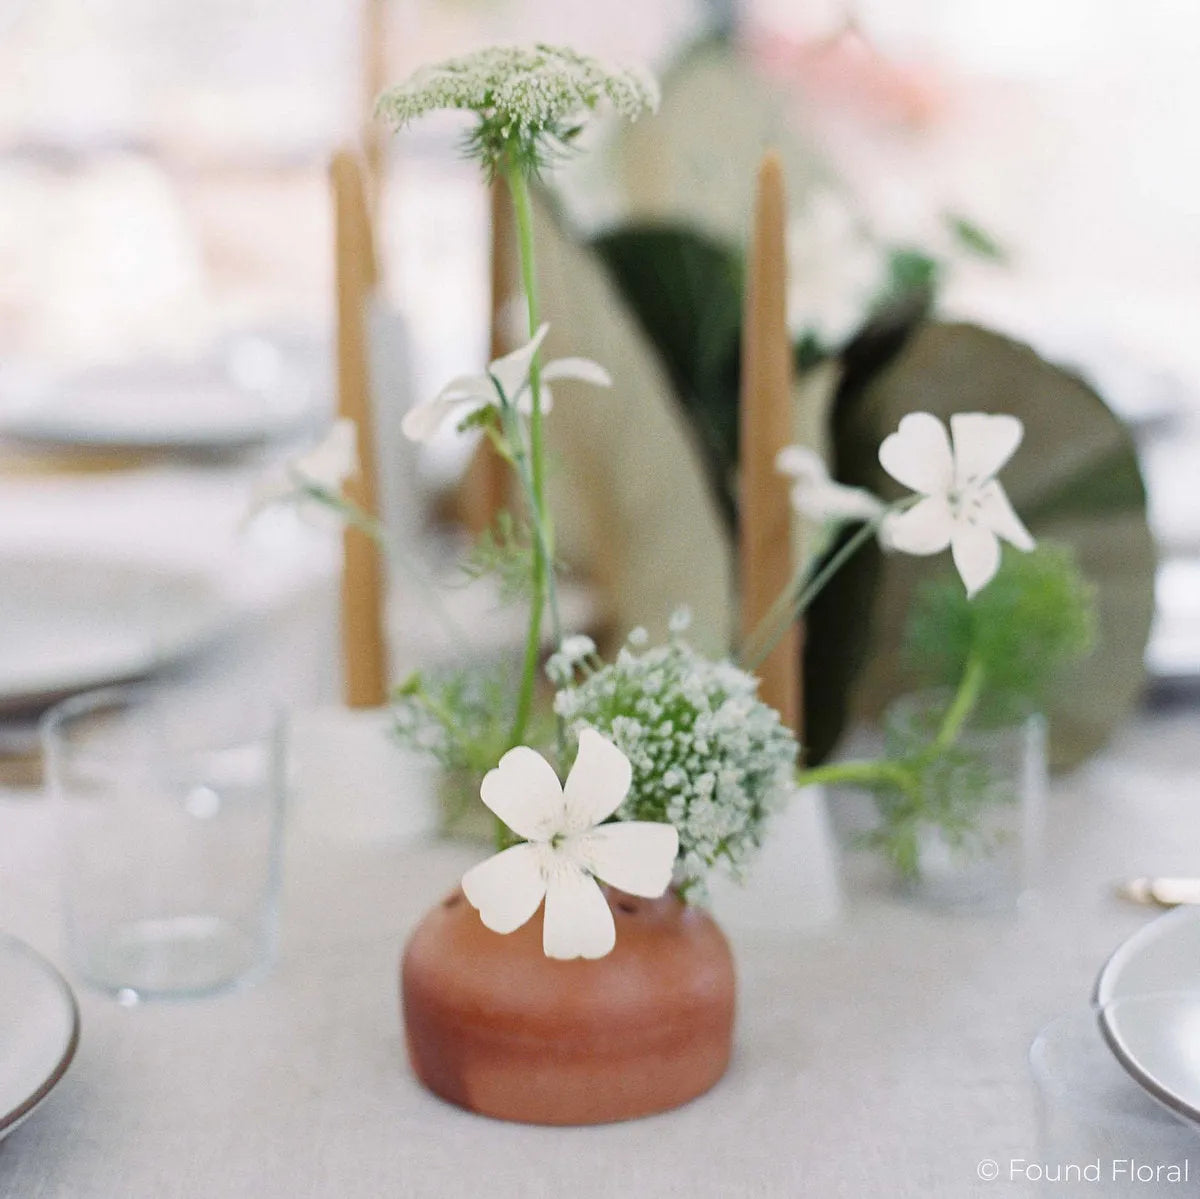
[2,704,1198,1199]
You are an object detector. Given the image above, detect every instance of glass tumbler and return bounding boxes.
[880,689,1046,911]
[42,685,284,999]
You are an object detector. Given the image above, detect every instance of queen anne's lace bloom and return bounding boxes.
[553,629,798,893]
[377,44,658,172]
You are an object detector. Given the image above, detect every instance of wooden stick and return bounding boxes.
[360,0,388,213]
[460,179,518,535]
[331,149,388,709]
[740,151,801,735]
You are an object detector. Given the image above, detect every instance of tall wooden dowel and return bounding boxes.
[739,151,801,735]
[331,149,388,709]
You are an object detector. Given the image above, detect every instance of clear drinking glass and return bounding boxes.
[1030,1011,1200,1195]
[42,685,285,1000]
[879,689,1046,911]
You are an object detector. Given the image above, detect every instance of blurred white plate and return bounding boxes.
[1099,993,1200,1129]
[1095,907,1200,1007]
[0,935,79,1142]
[0,556,231,713]
[0,334,323,452]
[1095,909,1200,1127]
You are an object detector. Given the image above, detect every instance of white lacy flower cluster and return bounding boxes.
[377,44,658,168]
[553,623,798,891]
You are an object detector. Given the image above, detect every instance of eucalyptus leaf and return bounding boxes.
[813,322,1156,769]
[590,224,744,528]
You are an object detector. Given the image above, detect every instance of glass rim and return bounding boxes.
[40,683,285,766]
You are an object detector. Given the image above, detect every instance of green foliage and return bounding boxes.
[590,223,744,529]
[861,737,1013,882]
[460,512,537,605]
[392,666,553,776]
[945,213,1007,262]
[904,542,1098,719]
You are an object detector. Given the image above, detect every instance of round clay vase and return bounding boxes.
[401,887,735,1125]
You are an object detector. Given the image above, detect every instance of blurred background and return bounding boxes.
[2,0,1198,759]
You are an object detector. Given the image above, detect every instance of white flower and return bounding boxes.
[786,188,886,349]
[668,607,692,635]
[776,445,885,524]
[377,44,659,152]
[878,412,1034,597]
[251,418,358,511]
[461,729,679,959]
[401,323,611,441]
[545,634,597,685]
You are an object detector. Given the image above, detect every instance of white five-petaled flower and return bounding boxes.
[251,418,358,512]
[400,324,611,442]
[776,445,886,524]
[461,729,679,960]
[879,412,1034,597]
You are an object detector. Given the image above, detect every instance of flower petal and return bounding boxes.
[400,381,489,441]
[975,480,1035,551]
[878,412,955,496]
[516,381,554,417]
[561,728,633,834]
[461,843,547,934]
[489,323,549,401]
[479,746,564,842]
[542,865,615,959]
[775,444,828,485]
[950,413,1024,488]
[570,822,679,898]
[951,520,1002,598]
[880,494,955,555]
[541,357,612,388]
[293,419,358,491]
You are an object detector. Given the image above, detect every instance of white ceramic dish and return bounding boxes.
[1095,909,1200,1128]
[0,555,231,713]
[0,935,80,1141]
[0,338,321,453]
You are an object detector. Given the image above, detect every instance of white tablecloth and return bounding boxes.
[3,709,1199,1198]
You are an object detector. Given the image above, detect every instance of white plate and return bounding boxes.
[1095,907,1200,1007]
[0,935,79,1141]
[0,556,231,713]
[1095,909,1200,1127]
[1099,993,1200,1128]
[0,336,322,452]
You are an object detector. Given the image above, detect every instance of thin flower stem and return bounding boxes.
[504,162,563,750]
[739,514,883,672]
[794,757,920,799]
[305,486,466,643]
[932,652,986,752]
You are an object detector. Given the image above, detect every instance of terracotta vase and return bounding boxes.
[401,886,736,1125]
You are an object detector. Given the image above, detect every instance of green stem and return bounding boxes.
[932,652,986,752]
[739,514,883,672]
[307,486,466,643]
[795,758,909,791]
[503,163,563,750]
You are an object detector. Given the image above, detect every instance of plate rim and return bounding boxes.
[1093,907,1200,1128]
[1092,905,1199,1008]
[0,552,232,712]
[0,934,80,1138]
[1097,993,1200,1129]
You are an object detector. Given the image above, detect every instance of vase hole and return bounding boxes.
[616,900,639,915]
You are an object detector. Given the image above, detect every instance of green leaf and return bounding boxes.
[811,321,1155,769]
[589,223,744,530]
